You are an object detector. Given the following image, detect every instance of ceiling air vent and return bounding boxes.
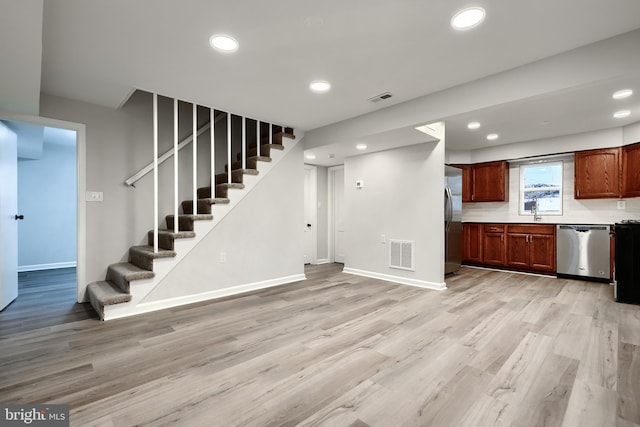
[389,239,414,271]
[368,92,393,103]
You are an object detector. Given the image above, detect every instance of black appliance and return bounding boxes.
[614,221,640,305]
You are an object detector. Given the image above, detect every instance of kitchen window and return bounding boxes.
[519,161,563,216]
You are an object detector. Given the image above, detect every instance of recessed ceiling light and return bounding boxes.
[486,133,499,141]
[467,121,481,130]
[451,7,486,30]
[209,35,239,53]
[356,143,367,150]
[614,110,631,119]
[305,154,316,160]
[310,80,331,93]
[613,89,633,100]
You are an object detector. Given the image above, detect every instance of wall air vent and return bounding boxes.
[368,92,393,103]
[389,239,414,271]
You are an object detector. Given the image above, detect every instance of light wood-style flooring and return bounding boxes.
[0,264,639,426]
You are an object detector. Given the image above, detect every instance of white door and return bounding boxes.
[303,165,317,264]
[0,122,19,310]
[333,167,346,263]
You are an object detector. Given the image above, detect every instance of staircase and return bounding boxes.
[86,95,296,320]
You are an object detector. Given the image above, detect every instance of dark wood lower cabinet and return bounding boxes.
[483,224,505,266]
[463,222,556,275]
[506,233,529,269]
[528,233,555,272]
[462,223,483,263]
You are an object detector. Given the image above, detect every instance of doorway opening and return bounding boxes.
[328,165,345,264]
[0,112,86,320]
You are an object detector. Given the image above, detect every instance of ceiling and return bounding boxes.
[38,1,640,161]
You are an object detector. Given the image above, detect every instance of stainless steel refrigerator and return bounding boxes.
[445,166,462,274]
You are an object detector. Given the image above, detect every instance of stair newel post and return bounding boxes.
[153,93,159,254]
[192,103,198,216]
[227,113,231,185]
[210,108,215,202]
[173,99,179,234]
[242,116,246,170]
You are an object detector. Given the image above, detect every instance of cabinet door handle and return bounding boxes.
[525,235,529,243]
[577,189,580,197]
[500,235,503,242]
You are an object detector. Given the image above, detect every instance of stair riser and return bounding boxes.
[147,231,176,250]
[106,268,130,293]
[129,251,154,271]
[215,170,244,185]
[166,216,195,231]
[181,200,212,215]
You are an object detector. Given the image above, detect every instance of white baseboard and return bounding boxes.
[104,274,307,320]
[18,262,77,272]
[343,267,447,291]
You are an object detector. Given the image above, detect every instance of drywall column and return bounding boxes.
[343,139,446,289]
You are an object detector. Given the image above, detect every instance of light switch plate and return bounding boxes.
[356,180,364,189]
[86,191,103,202]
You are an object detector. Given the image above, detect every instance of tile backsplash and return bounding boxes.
[462,159,640,224]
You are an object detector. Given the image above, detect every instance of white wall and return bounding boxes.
[623,121,640,144]
[343,142,445,289]
[449,128,622,165]
[315,166,329,262]
[143,142,305,302]
[0,0,43,115]
[18,134,77,270]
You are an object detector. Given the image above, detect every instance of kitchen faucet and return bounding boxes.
[531,196,542,222]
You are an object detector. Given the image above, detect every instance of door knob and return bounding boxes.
[306,223,312,228]
[15,214,24,220]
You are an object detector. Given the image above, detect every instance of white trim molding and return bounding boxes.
[343,267,447,291]
[18,262,77,272]
[104,274,306,321]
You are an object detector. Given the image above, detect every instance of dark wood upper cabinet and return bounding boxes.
[622,142,640,198]
[574,147,621,199]
[471,161,509,202]
[458,164,473,203]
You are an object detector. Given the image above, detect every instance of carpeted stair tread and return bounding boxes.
[147,229,196,250]
[181,198,229,215]
[215,169,258,185]
[87,281,132,313]
[129,245,176,271]
[107,262,155,293]
[260,131,295,145]
[236,144,284,161]
[229,156,271,171]
[165,213,213,231]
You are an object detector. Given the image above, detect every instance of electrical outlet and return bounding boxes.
[380,234,386,243]
[219,252,227,263]
[617,200,626,210]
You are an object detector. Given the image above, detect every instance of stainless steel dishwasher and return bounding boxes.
[556,224,611,282]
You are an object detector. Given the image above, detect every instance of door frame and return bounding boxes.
[0,109,86,303]
[327,165,344,263]
[304,164,318,264]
